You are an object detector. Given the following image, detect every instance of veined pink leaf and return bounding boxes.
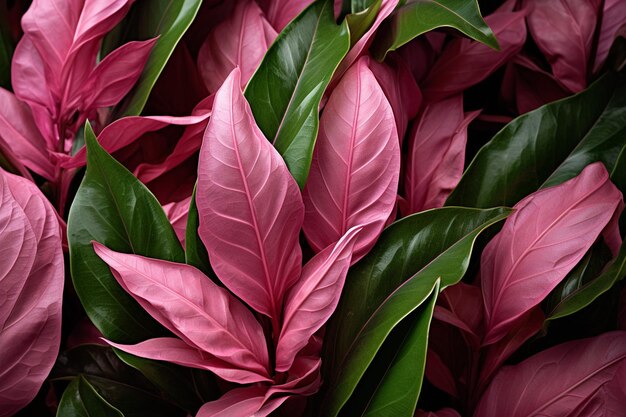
[303,57,399,263]
[197,68,304,321]
[258,0,314,31]
[481,163,623,346]
[422,11,526,101]
[196,385,271,417]
[594,0,626,73]
[0,169,63,417]
[525,0,601,93]
[275,226,361,372]
[368,56,422,143]
[92,242,271,378]
[83,38,158,109]
[402,95,479,215]
[106,337,270,384]
[474,331,626,417]
[415,409,461,417]
[197,0,277,93]
[0,88,55,180]
[163,196,192,245]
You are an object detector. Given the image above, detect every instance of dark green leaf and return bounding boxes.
[321,207,510,416]
[185,185,213,277]
[117,0,203,116]
[68,123,184,343]
[371,0,498,60]
[245,0,350,187]
[57,377,124,417]
[346,0,382,46]
[447,73,626,208]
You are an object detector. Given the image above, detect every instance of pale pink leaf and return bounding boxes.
[197,0,277,93]
[163,196,192,246]
[474,331,626,417]
[303,57,399,263]
[594,0,626,73]
[0,169,63,417]
[275,226,361,371]
[259,0,314,31]
[106,337,270,384]
[525,0,601,92]
[196,68,304,321]
[92,242,271,378]
[422,11,527,102]
[481,163,623,345]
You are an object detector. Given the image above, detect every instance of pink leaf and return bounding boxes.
[525,0,601,92]
[415,409,461,417]
[422,11,527,102]
[303,57,400,263]
[0,169,63,417]
[434,282,484,348]
[474,331,626,417]
[275,226,361,372]
[196,68,304,321]
[0,88,55,179]
[92,242,271,378]
[594,0,626,72]
[403,95,479,215]
[196,385,270,417]
[162,196,191,246]
[258,0,314,31]
[481,163,623,346]
[84,38,158,109]
[197,0,277,93]
[106,337,270,384]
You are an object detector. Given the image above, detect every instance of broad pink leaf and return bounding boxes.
[83,38,158,109]
[474,331,626,417]
[106,337,270,384]
[422,11,526,101]
[196,385,270,417]
[0,169,63,417]
[481,163,623,345]
[402,95,479,215]
[415,409,461,417]
[594,0,626,73]
[196,68,304,321]
[258,0,314,31]
[303,57,399,263]
[368,56,422,143]
[275,226,361,372]
[92,242,271,378]
[163,196,191,245]
[0,88,55,179]
[197,0,277,93]
[525,0,601,93]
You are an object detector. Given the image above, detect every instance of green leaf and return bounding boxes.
[117,0,202,116]
[57,377,124,417]
[360,282,439,417]
[321,207,510,416]
[68,123,184,343]
[245,0,350,187]
[346,0,382,46]
[371,0,498,61]
[447,72,626,208]
[185,185,213,277]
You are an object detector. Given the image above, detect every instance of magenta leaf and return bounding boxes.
[422,11,526,102]
[197,0,277,93]
[434,282,484,348]
[0,169,63,416]
[275,226,361,372]
[525,0,602,92]
[197,68,304,322]
[481,163,623,345]
[303,57,400,263]
[594,0,626,72]
[92,242,271,379]
[258,0,314,31]
[474,331,626,416]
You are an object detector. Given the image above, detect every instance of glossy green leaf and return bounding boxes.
[447,73,626,208]
[68,123,184,343]
[321,207,510,416]
[185,185,213,278]
[360,282,439,417]
[245,0,350,187]
[346,0,382,46]
[371,0,498,60]
[117,0,202,116]
[57,377,124,417]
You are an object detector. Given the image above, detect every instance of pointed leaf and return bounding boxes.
[276,226,361,372]
[57,377,124,417]
[93,243,271,379]
[196,386,269,417]
[163,196,191,245]
[67,124,184,342]
[481,163,622,345]
[245,0,350,187]
[594,0,626,72]
[303,58,399,263]
[474,331,626,417]
[197,68,304,321]
[197,0,276,93]
[259,0,315,31]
